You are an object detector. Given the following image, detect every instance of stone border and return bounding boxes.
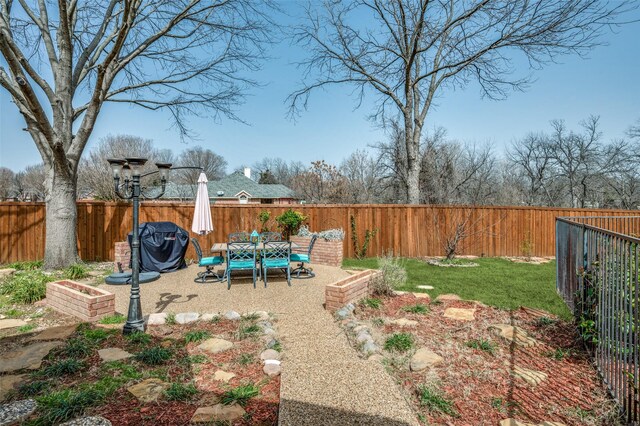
[325,269,381,311]
[290,236,343,267]
[46,280,115,322]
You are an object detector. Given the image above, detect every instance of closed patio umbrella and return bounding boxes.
[192,172,213,235]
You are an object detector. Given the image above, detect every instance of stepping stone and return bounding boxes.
[0,399,37,425]
[489,324,538,347]
[224,311,241,321]
[410,348,443,371]
[190,404,246,423]
[263,360,281,377]
[96,323,121,330]
[443,308,475,321]
[0,319,27,330]
[0,268,16,279]
[175,312,199,324]
[412,292,430,300]
[435,294,461,301]
[200,313,218,321]
[147,313,167,325]
[213,370,236,383]
[389,318,418,327]
[260,349,281,361]
[512,366,548,386]
[197,338,233,354]
[27,325,76,341]
[0,375,27,401]
[393,290,408,296]
[61,416,112,426]
[127,378,168,403]
[0,341,63,373]
[98,348,133,363]
[417,285,434,290]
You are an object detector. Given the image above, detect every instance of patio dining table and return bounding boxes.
[210,241,300,253]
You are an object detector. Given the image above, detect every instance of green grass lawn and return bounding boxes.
[343,257,572,320]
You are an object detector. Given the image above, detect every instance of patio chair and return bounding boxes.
[191,238,224,283]
[226,242,258,289]
[290,235,317,279]
[229,232,250,243]
[260,232,283,243]
[262,241,291,287]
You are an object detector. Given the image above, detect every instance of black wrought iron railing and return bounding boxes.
[557,216,640,423]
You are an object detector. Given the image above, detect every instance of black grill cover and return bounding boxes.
[128,222,189,273]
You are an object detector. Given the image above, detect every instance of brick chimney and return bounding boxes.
[244,167,251,179]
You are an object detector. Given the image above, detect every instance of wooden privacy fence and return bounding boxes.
[2,201,640,264]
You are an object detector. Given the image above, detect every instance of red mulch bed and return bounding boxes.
[8,318,279,426]
[356,294,619,426]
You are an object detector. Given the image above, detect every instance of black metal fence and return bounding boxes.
[557,216,640,423]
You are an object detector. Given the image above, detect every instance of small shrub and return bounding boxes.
[135,347,172,365]
[221,384,259,406]
[4,308,24,318]
[5,260,43,271]
[165,313,176,325]
[184,354,208,364]
[535,316,556,327]
[164,382,199,401]
[520,231,534,260]
[99,314,126,325]
[360,298,382,309]
[371,317,385,327]
[275,209,307,239]
[418,385,458,417]
[242,312,260,321]
[103,361,142,381]
[0,270,48,303]
[384,333,414,353]
[36,388,102,424]
[371,254,407,296]
[271,340,282,352]
[64,339,92,358]
[64,264,89,280]
[465,339,496,355]
[402,304,430,315]
[258,210,271,232]
[125,331,151,345]
[41,359,84,377]
[237,324,261,340]
[184,330,211,344]
[237,353,255,365]
[351,215,378,259]
[18,323,37,333]
[82,328,113,343]
[17,380,50,397]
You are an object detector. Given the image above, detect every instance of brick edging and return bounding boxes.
[46,280,115,322]
[325,269,382,311]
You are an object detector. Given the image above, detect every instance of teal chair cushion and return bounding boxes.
[228,260,255,269]
[263,259,289,268]
[200,256,224,266]
[290,253,309,262]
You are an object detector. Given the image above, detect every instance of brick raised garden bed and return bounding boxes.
[325,269,381,311]
[46,280,115,321]
[290,236,343,267]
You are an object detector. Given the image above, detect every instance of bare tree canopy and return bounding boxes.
[0,0,273,267]
[176,146,227,186]
[289,0,636,204]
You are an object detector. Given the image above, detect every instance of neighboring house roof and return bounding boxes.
[163,172,297,200]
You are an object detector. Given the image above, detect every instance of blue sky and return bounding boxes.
[1,5,639,173]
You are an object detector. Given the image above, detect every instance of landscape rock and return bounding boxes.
[190,404,246,423]
[362,341,379,355]
[213,370,236,383]
[147,313,167,326]
[353,325,369,334]
[224,311,241,321]
[489,324,538,347]
[200,313,218,321]
[27,325,76,342]
[389,318,418,327]
[98,348,133,363]
[435,294,461,301]
[127,378,168,403]
[335,308,351,320]
[197,338,233,354]
[263,360,282,377]
[0,268,16,279]
[412,292,430,300]
[263,337,278,349]
[393,290,408,296]
[260,349,281,361]
[0,375,27,401]
[443,308,476,321]
[356,332,373,344]
[0,319,27,330]
[345,303,356,312]
[0,341,63,373]
[512,366,548,386]
[60,416,112,426]
[262,327,276,336]
[345,321,358,330]
[0,399,37,425]
[410,348,443,371]
[175,312,200,324]
[96,323,121,330]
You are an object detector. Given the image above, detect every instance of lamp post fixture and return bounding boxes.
[107,158,172,334]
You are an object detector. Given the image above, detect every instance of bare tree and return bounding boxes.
[0,0,272,268]
[507,133,556,205]
[0,167,14,199]
[289,0,633,204]
[293,160,347,203]
[175,146,227,186]
[340,149,384,203]
[14,163,46,201]
[251,158,308,188]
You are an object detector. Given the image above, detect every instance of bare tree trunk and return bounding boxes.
[405,114,421,204]
[43,161,79,269]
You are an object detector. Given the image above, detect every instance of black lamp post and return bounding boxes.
[107,158,172,334]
